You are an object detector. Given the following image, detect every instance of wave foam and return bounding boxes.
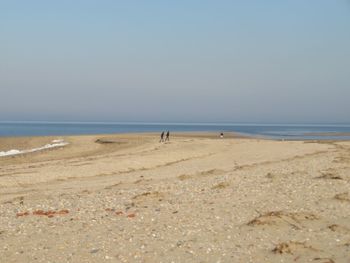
[0,140,68,157]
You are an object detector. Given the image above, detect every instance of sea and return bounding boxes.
[1,122,350,140]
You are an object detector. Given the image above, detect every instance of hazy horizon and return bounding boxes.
[2,1,350,124]
[1,120,350,126]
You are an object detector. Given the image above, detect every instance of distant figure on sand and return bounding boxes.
[159,131,165,142]
[220,132,224,138]
[165,131,170,141]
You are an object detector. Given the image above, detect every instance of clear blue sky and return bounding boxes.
[1,0,350,123]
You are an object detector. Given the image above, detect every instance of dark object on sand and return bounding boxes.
[220,133,224,138]
[165,131,170,141]
[95,139,127,145]
[159,131,165,142]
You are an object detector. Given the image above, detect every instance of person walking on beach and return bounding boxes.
[159,131,165,142]
[165,131,170,142]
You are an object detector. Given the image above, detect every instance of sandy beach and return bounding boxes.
[0,133,349,262]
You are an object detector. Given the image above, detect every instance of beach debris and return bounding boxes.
[16,209,69,218]
[125,203,135,210]
[334,155,350,164]
[178,174,192,181]
[313,258,335,263]
[334,192,350,202]
[132,191,164,202]
[104,208,131,217]
[33,209,69,217]
[266,172,274,179]
[315,172,342,180]
[247,211,318,229]
[127,213,136,218]
[327,224,350,233]
[272,241,318,254]
[133,178,152,184]
[200,169,224,176]
[176,240,185,247]
[211,182,229,190]
[95,139,127,145]
[16,211,30,217]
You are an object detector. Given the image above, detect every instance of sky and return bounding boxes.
[1,0,350,124]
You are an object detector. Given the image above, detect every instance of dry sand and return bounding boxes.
[0,133,349,262]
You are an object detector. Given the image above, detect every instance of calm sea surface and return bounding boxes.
[1,122,350,140]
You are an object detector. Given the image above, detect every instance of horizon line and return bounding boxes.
[1,120,350,127]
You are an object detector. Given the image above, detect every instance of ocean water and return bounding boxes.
[0,122,350,140]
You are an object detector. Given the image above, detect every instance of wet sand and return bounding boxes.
[0,133,349,262]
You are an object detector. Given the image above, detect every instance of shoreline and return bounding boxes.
[1,130,350,143]
[1,131,349,160]
[2,121,350,141]
[304,132,350,136]
[0,131,247,152]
